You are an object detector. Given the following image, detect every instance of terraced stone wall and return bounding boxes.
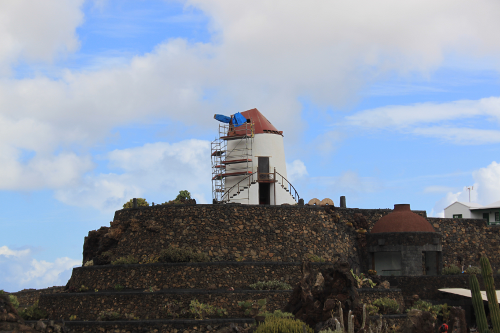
[39,290,292,321]
[84,205,408,270]
[9,286,65,309]
[67,262,332,292]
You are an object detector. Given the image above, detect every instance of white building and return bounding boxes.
[444,201,500,225]
[211,108,298,205]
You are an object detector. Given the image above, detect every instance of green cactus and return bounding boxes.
[481,256,500,333]
[470,273,488,333]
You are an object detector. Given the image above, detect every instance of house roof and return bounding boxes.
[471,200,500,210]
[239,108,282,136]
[443,201,483,211]
[371,204,435,233]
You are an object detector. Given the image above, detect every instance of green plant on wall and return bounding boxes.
[123,198,149,208]
[238,299,267,317]
[249,280,292,290]
[162,190,192,205]
[255,314,314,333]
[18,301,47,320]
[189,299,227,320]
[442,264,461,275]
[176,190,191,201]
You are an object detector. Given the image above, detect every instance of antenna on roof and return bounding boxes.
[466,186,474,202]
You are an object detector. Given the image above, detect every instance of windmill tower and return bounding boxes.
[211,108,299,205]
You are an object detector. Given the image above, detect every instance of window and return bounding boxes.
[453,214,463,219]
[496,212,500,222]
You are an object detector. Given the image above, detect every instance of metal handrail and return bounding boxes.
[219,172,255,203]
[275,170,300,203]
[218,169,300,204]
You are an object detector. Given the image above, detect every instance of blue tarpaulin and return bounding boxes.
[232,112,247,127]
[214,113,247,127]
[214,114,231,123]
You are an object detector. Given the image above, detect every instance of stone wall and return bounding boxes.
[80,204,500,275]
[39,290,292,321]
[429,217,500,269]
[83,205,406,271]
[67,262,332,292]
[10,287,65,309]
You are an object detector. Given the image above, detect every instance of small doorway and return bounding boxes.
[423,252,438,276]
[484,213,489,223]
[258,157,270,180]
[258,157,271,205]
[259,183,271,205]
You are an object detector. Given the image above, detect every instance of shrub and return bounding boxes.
[84,259,94,267]
[254,315,314,333]
[79,285,89,292]
[189,299,227,319]
[162,190,192,205]
[465,266,481,274]
[264,310,294,319]
[238,299,267,317]
[366,304,379,316]
[111,255,139,265]
[158,246,209,263]
[249,280,292,290]
[9,295,19,309]
[406,300,445,319]
[306,254,325,262]
[123,198,149,209]
[98,310,121,321]
[140,254,160,264]
[373,297,399,314]
[443,264,461,275]
[114,284,124,291]
[176,190,191,201]
[18,301,47,320]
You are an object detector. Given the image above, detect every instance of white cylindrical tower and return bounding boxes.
[213,108,298,205]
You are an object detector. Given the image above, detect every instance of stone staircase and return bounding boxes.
[38,261,331,333]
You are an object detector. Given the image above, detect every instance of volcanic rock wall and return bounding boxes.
[82,204,500,272]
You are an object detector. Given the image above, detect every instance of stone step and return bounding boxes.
[67,261,330,291]
[26,318,256,333]
[38,289,292,322]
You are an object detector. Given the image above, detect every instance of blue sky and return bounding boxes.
[2,0,500,292]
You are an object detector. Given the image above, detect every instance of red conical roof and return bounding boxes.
[240,108,282,135]
[371,204,435,233]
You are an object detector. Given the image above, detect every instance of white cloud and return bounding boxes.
[0,0,84,75]
[473,161,500,204]
[345,97,500,144]
[0,246,79,292]
[0,246,30,258]
[55,139,212,212]
[2,0,500,191]
[286,160,308,182]
[345,98,500,128]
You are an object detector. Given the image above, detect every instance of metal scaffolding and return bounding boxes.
[211,122,254,203]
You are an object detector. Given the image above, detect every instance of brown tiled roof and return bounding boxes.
[371,204,435,233]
